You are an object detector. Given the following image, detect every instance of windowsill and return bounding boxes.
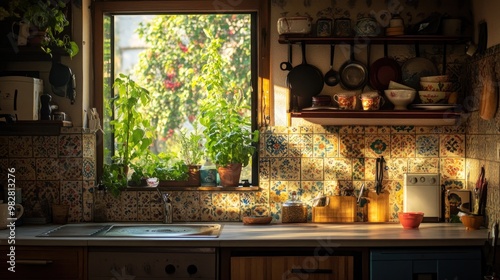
[126,186,260,192]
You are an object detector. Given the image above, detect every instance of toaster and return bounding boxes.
[0,76,43,120]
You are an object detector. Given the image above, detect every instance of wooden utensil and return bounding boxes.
[479,60,498,120]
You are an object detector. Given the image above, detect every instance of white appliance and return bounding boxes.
[0,76,43,120]
[404,173,442,222]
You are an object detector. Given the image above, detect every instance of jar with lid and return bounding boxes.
[200,158,217,186]
[282,191,307,223]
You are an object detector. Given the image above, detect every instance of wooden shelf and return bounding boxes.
[0,46,67,62]
[291,109,462,126]
[127,186,260,192]
[0,120,72,135]
[278,35,471,45]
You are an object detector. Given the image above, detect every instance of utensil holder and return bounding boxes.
[52,204,69,224]
[312,196,356,223]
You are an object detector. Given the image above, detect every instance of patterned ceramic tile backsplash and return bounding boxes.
[260,125,467,222]
[463,44,500,227]
[0,120,493,224]
[0,128,96,223]
[47,123,464,223]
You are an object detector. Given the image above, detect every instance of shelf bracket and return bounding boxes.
[442,43,447,75]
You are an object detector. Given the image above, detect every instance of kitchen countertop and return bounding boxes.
[0,222,488,248]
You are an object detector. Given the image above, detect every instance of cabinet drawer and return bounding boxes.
[0,246,85,280]
[231,255,354,280]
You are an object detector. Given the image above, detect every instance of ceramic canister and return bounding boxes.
[355,17,381,36]
[333,18,352,37]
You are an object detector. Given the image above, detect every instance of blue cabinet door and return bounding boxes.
[371,260,413,280]
[438,259,482,280]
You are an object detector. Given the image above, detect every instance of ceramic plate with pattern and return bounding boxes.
[411,104,459,110]
[401,57,438,89]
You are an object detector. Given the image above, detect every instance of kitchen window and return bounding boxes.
[92,1,270,187]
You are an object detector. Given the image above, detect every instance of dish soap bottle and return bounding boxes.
[200,159,217,186]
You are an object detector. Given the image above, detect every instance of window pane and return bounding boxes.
[103,13,255,183]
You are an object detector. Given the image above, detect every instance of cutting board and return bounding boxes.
[479,60,498,120]
[312,196,356,223]
[367,191,389,222]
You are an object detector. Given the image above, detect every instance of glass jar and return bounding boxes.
[200,159,217,186]
[282,191,307,223]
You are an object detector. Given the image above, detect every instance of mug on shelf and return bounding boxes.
[360,92,385,111]
[334,92,357,110]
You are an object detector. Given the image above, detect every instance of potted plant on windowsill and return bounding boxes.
[103,74,154,195]
[196,36,259,187]
[0,0,79,58]
[176,120,204,186]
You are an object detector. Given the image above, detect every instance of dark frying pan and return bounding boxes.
[339,44,368,90]
[280,43,293,71]
[287,42,324,97]
[370,43,402,91]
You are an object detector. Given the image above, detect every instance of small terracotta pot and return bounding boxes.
[217,163,242,187]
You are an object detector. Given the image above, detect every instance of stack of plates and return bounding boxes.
[412,75,459,110]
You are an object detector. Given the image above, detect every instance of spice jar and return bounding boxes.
[282,191,307,223]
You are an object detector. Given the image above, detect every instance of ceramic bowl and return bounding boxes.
[460,215,484,230]
[398,212,424,229]
[420,81,453,91]
[388,80,415,90]
[242,216,272,225]
[420,75,450,82]
[384,89,416,110]
[418,91,448,104]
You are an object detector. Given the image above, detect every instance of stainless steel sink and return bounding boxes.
[98,224,222,238]
[37,223,222,238]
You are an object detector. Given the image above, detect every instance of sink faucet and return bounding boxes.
[158,190,173,224]
[149,178,173,224]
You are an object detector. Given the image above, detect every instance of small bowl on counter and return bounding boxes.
[242,216,272,225]
[398,212,424,229]
[460,215,484,230]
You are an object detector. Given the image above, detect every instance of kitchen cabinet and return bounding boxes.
[0,246,86,280]
[279,35,469,126]
[231,255,354,280]
[370,247,482,280]
[221,247,368,280]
